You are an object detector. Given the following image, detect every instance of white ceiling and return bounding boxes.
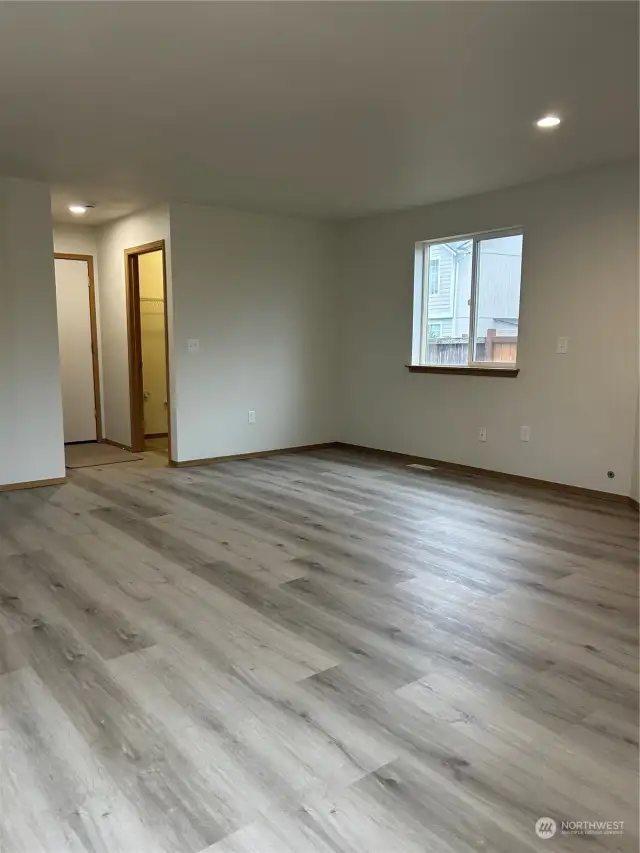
[0,1,637,224]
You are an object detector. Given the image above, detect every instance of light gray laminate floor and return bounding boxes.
[1,448,638,852]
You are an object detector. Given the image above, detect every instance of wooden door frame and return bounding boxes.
[54,253,103,442]
[125,240,172,461]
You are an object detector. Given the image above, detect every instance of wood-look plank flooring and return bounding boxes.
[1,448,638,852]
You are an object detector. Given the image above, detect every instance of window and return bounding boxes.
[412,228,523,369]
[428,258,440,295]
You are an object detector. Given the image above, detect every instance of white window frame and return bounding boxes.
[428,257,440,296]
[414,226,523,369]
[427,321,442,338]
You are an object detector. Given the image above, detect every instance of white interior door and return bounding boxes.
[54,258,97,443]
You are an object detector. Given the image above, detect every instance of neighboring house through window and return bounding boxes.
[412,228,524,368]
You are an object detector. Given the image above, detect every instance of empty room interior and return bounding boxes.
[0,2,638,852]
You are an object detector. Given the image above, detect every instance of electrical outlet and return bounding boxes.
[478,427,487,442]
[556,336,569,354]
[187,338,200,354]
[248,410,256,424]
[520,425,531,442]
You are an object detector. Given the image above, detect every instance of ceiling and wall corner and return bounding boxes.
[0,177,65,487]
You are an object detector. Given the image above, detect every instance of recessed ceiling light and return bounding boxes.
[68,203,91,215]
[536,115,562,129]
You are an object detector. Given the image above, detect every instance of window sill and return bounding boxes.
[406,365,519,377]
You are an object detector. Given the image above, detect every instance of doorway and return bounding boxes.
[54,254,102,444]
[125,240,171,461]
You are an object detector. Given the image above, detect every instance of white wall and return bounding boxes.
[52,225,105,437]
[53,224,100,259]
[0,177,65,486]
[97,206,172,447]
[169,204,337,462]
[338,160,639,496]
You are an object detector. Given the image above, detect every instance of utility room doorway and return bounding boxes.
[126,241,171,461]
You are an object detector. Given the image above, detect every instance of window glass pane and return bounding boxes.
[423,240,472,366]
[473,234,523,364]
[428,259,440,295]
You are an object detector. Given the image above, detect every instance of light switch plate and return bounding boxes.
[187,338,200,353]
[556,336,568,354]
